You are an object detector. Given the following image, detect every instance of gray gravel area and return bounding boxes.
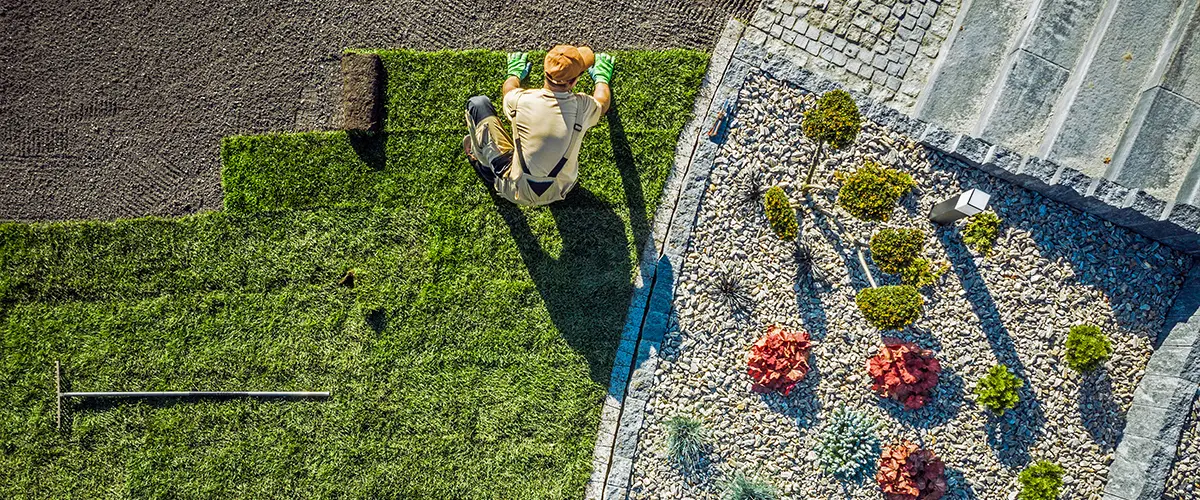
[627,73,1191,499]
[0,0,757,221]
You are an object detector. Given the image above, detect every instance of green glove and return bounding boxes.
[506,52,530,80]
[588,53,615,84]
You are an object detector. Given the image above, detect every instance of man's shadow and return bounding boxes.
[491,103,650,386]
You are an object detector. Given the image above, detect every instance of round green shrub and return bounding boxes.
[723,473,778,500]
[665,415,706,470]
[855,285,923,330]
[764,186,798,241]
[802,89,862,151]
[1018,460,1064,500]
[975,364,1023,415]
[870,228,924,274]
[815,407,882,482]
[837,161,915,222]
[963,211,1002,257]
[1064,324,1112,373]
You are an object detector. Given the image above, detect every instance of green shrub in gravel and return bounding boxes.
[802,89,862,187]
[975,364,1024,416]
[723,473,779,500]
[764,186,798,241]
[963,211,1002,257]
[836,161,915,222]
[1064,324,1112,373]
[855,285,923,330]
[1018,460,1064,500]
[870,228,942,288]
[665,415,706,470]
[816,407,882,482]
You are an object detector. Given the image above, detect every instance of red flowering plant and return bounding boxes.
[867,339,941,409]
[746,325,814,396]
[877,442,947,500]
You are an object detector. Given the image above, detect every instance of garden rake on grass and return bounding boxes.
[54,361,330,430]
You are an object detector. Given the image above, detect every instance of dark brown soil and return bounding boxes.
[340,53,383,132]
[0,0,758,221]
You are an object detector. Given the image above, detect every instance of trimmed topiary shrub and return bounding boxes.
[665,415,706,470]
[723,473,779,500]
[870,228,941,288]
[817,407,882,481]
[802,89,862,186]
[975,364,1023,415]
[877,442,948,500]
[1017,461,1064,500]
[837,161,915,221]
[764,186,798,241]
[856,285,923,330]
[962,211,1001,257]
[747,325,813,396]
[867,340,942,410]
[1064,324,1112,373]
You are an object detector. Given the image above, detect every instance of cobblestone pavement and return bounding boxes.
[0,0,757,221]
[748,0,959,110]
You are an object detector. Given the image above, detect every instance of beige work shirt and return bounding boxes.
[498,88,604,206]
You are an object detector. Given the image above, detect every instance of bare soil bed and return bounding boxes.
[0,0,756,221]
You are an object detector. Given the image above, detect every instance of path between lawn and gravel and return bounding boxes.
[624,72,1191,498]
[0,0,757,222]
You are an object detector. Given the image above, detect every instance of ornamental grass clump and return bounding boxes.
[877,442,948,500]
[856,285,923,330]
[962,211,1002,257]
[870,228,941,288]
[746,325,813,396]
[1064,324,1112,373]
[1017,461,1064,500]
[816,407,882,481]
[867,340,942,410]
[723,473,779,500]
[764,186,798,241]
[664,415,706,470]
[837,161,915,222]
[802,89,862,187]
[975,364,1023,415]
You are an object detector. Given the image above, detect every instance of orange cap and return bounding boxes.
[544,45,595,84]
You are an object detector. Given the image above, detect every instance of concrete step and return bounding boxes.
[1107,2,1200,202]
[975,0,1107,155]
[915,0,1035,132]
[1042,0,1187,179]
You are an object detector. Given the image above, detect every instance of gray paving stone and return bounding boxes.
[900,14,916,30]
[1145,343,1200,384]
[980,49,1071,155]
[781,14,798,30]
[1162,320,1200,349]
[951,135,992,164]
[770,24,784,38]
[919,124,957,150]
[981,144,1025,183]
[918,13,932,30]
[832,36,846,51]
[782,29,798,44]
[733,38,767,67]
[1105,453,1168,500]
[886,76,902,91]
[820,31,835,45]
[1017,156,1062,190]
[924,1,939,16]
[907,2,922,17]
[891,3,906,17]
[1111,87,1200,202]
[873,52,888,70]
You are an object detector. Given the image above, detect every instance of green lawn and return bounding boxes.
[0,50,706,498]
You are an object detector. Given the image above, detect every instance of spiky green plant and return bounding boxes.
[816,407,882,481]
[1018,461,1064,500]
[723,473,779,500]
[764,186,798,241]
[962,211,1002,257]
[1064,324,1112,373]
[837,161,915,222]
[665,415,706,470]
[855,285,923,330]
[975,364,1023,415]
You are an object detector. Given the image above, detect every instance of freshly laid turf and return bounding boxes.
[0,50,707,498]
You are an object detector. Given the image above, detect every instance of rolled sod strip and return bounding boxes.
[341,52,383,132]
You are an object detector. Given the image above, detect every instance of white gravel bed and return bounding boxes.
[627,72,1191,499]
[1164,395,1200,499]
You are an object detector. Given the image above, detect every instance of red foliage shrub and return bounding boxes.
[877,442,947,500]
[867,339,941,409]
[746,325,813,396]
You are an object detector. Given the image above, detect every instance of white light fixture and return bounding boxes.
[929,188,990,224]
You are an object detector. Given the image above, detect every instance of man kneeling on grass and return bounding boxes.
[464,45,614,206]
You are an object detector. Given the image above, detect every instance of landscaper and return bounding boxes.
[464,45,615,206]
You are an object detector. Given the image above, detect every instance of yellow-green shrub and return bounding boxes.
[837,162,914,222]
[764,186,798,241]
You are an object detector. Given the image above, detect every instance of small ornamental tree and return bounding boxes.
[837,161,915,221]
[1064,324,1112,373]
[856,285,923,330]
[1017,461,1064,500]
[975,364,1023,415]
[764,186,798,241]
[867,340,942,410]
[802,89,862,187]
[877,442,948,500]
[747,325,814,396]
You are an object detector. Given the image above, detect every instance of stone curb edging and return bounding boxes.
[585,19,748,500]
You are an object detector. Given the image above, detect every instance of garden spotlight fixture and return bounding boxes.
[929,189,990,224]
